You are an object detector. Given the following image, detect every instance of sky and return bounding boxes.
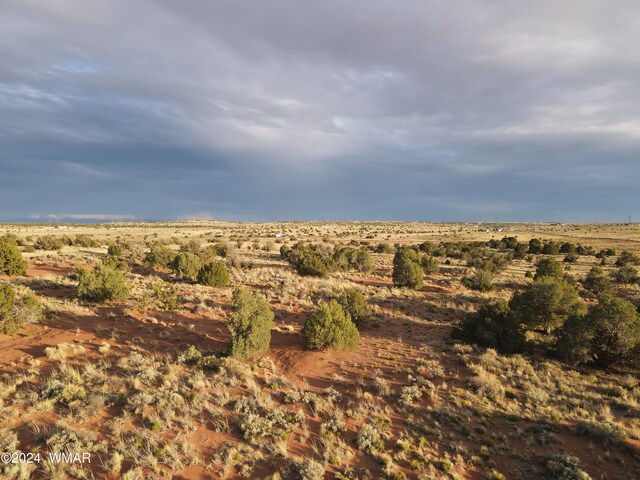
[1,0,639,222]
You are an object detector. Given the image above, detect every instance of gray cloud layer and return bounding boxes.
[1,0,639,221]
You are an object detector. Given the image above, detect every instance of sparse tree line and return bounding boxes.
[453,257,640,369]
[2,231,639,371]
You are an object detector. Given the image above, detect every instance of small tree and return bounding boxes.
[172,252,201,280]
[227,288,274,358]
[0,236,27,276]
[107,244,125,257]
[145,242,174,269]
[197,261,231,287]
[534,258,564,280]
[302,300,360,351]
[613,265,638,284]
[337,288,372,328]
[615,251,640,267]
[556,297,640,367]
[452,300,526,353]
[513,243,528,259]
[582,266,613,297]
[392,247,423,289]
[510,277,586,334]
[77,265,130,302]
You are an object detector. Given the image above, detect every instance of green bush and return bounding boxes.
[180,239,201,254]
[462,267,496,292]
[563,253,579,263]
[35,235,65,251]
[510,277,586,334]
[77,265,130,302]
[197,261,231,287]
[615,250,640,267]
[556,296,640,367]
[101,255,129,271]
[0,235,27,276]
[201,243,229,262]
[451,300,526,353]
[107,244,125,256]
[582,266,613,297]
[73,235,99,248]
[279,244,292,258]
[286,243,331,277]
[0,285,43,335]
[374,243,394,254]
[172,252,201,280]
[337,288,372,328]
[613,265,638,284]
[227,288,274,358]
[144,242,174,269]
[392,247,423,289]
[528,238,543,254]
[302,300,360,351]
[534,258,564,280]
[332,247,374,273]
[420,255,439,275]
[145,279,180,312]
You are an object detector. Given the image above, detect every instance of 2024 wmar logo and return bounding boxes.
[1,451,91,464]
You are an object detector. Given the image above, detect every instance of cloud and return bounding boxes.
[0,0,639,221]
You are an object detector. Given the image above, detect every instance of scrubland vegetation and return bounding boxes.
[0,221,638,479]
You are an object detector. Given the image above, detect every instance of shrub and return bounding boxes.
[542,241,560,255]
[0,285,43,335]
[356,422,385,454]
[102,255,129,271]
[333,247,373,273]
[462,267,496,292]
[197,261,231,287]
[73,234,99,248]
[374,243,394,254]
[147,279,180,311]
[201,243,229,262]
[544,454,591,480]
[615,250,640,267]
[298,460,325,480]
[392,247,423,289]
[510,277,586,334]
[0,235,27,276]
[279,244,292,258]
[107,244,124,256]
[513,243,528,259]
[171,252,201,280]
[557,297,640,367]
[77,265,130,302]
[302,300,360,351]
[144,241,174,269]
[613,265,638,284]
[582,266,613,297]
[452,300,526,353]
[337,288,372,328]
[420,255,439,275]
[36,235,67,251]
[563,253,579,263]
[528,238,543,254]
[534,258,564,280]
[180,239,201,254]
[227,288,274,358]
[286,243,331,277]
